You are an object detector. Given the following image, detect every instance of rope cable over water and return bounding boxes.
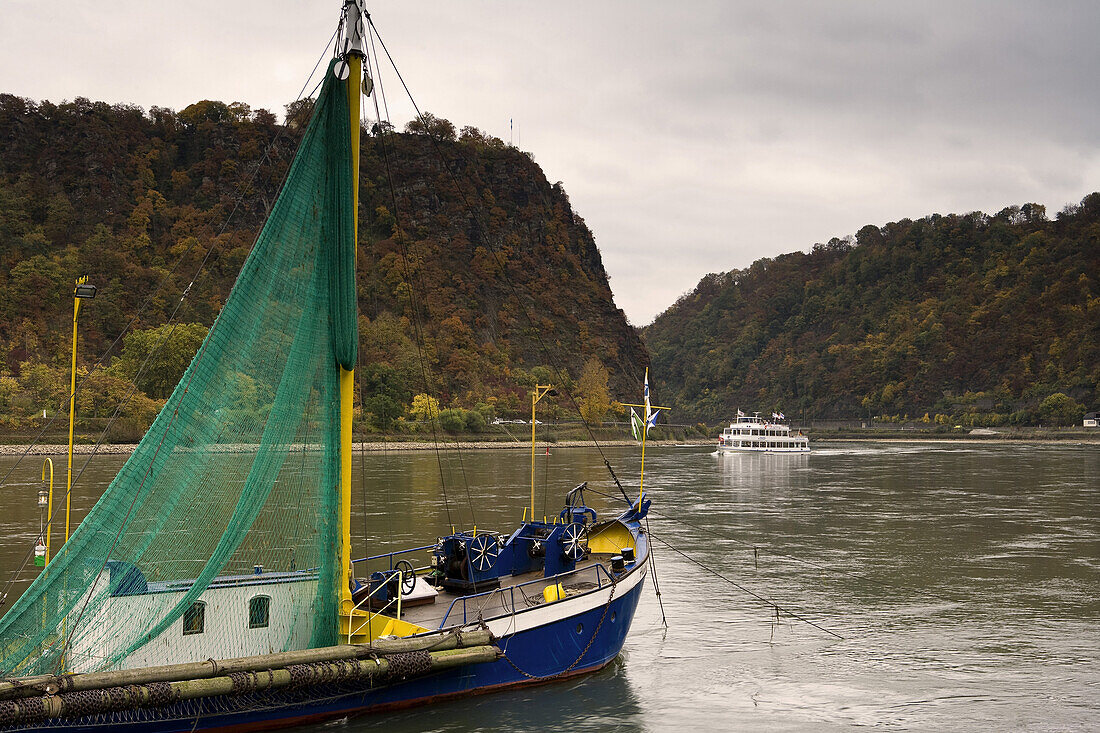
[580,481,965,613]
[368,23,483,529]
[644,517,668,628]
[647,531,844,640]
[646,502,967,606]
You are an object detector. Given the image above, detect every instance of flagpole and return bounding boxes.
[619,412,670,506]
[622,366,670,511]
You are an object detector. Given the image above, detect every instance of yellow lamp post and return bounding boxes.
[529,384,556,522]
[65,276,96,546]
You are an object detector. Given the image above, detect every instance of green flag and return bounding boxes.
[630,407,644,441]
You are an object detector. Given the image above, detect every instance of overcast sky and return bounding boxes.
[4,1,1099,325]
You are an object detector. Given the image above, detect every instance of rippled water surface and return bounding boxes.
[1,442,1097,731]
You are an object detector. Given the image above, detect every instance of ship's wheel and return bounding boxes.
[394,559,416,595]
[560,522,589,561]
[468,534,500,572]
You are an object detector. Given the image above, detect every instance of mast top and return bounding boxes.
[341,0,368,59]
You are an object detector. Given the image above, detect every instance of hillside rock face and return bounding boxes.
[643,200,1100,423]
[0,94,648,413]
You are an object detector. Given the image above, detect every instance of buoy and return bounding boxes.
[543,583,566,603]
[545,446,550,456]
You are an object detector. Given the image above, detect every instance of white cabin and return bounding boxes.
[68,562,319,673]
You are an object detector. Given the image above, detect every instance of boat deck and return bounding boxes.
[357,553,618,632]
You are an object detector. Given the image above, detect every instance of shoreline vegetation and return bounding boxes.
[1,429,1097,456]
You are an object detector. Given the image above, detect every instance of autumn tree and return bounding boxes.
[283,98,315,130]
[404,112,456,141]
[15,362,66,414]
[1038,392,1083,427]
[576,357,610,426]
[360,363,410,430]
[112,323,208,399]
[408,393,440,424]
[438,408,466,433]
[76,368,160,421]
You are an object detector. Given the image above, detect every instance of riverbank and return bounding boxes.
[2,432,1097,456]
[822,436,1100,445]
[814,428,1100,443]
[0,439,691,456]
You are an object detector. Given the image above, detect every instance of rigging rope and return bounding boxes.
[366,18,645,504]
[360,21,463,529]
[644,516,668,628]
[0,30,339,608]
[0,28,347,669]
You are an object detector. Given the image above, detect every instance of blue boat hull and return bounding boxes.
[13,565,646,732]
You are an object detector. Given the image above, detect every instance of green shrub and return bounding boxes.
[465,409,487,433]
[439,408,467,433]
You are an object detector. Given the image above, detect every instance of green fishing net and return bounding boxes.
[0,60,356,675]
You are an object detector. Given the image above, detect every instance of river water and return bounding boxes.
[0,442,1097,731]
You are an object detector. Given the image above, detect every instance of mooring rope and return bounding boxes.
[581,483,964,608]
[644,517,668,628]
[647,532,843,640]
[646,504,966,606]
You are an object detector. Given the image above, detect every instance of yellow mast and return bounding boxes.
[529,385,554,521]
[338,0,365,618]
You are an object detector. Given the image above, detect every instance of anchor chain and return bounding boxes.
[499,579,618,681]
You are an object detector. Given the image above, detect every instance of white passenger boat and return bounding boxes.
[717,412,809,453]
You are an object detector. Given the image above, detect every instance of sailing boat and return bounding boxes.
[0,2,651,729]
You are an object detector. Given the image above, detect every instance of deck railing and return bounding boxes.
[436,562,617,629]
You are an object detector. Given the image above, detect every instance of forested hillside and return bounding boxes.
[643,200,1100,425]
[0,94,647,433]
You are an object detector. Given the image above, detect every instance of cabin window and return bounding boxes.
[249,595,271,629]
[183,601,205,635]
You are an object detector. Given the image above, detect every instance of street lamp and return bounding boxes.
[529,385,557,522]
[35,487,48,568]
[35,461,53,569]
[65,276,95,545]
[41,458,54,567]
[73,282,97,299]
